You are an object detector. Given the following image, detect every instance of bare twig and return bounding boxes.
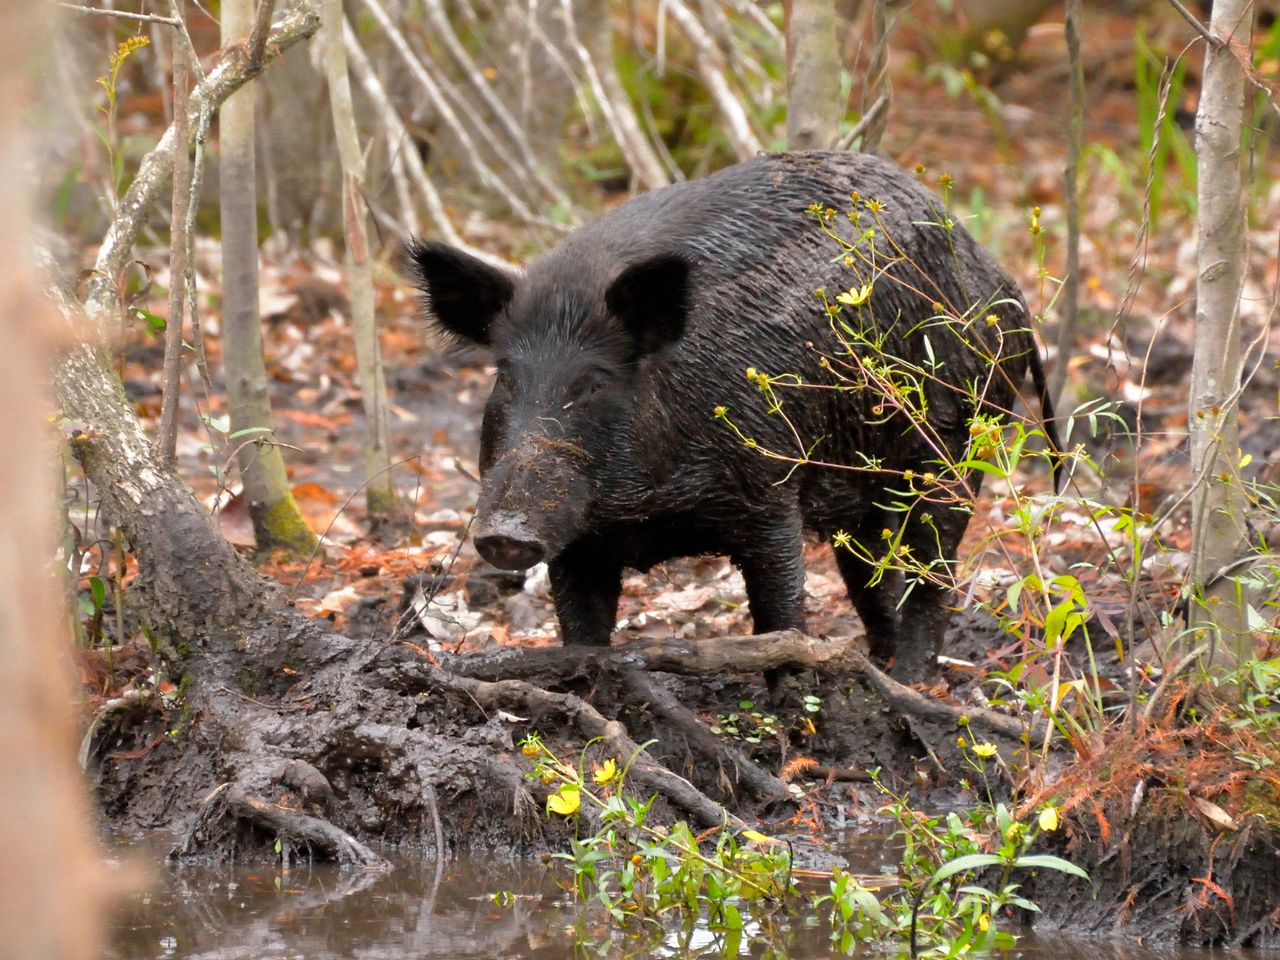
[58,3,181,26]
[858,0,899,154]
[1167,0,1217,44]
[664,0,762,160]
[560,0,670,191]
[343,20,508,267]
[836,93,888,151]
[361,0,543,224]
[246,0,276,65]
[421,0,572,211]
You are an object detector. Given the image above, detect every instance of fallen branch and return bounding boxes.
[448,630,857,682]
[848,650,1048,743]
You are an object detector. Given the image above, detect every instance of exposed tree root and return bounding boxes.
[380,649,744,830]
[224,785,387,868]
[448,631,1046,744]
[615,666,793,808]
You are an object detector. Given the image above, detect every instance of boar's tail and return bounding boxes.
[1028,345,1065,492]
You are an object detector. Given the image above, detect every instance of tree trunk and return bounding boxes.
[784,0,843,150]
[321,0,402,526]
[221,0,320,557]
[1184,0,1253,672]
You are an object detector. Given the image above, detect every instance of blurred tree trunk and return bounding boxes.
[0,5,104,957]
[1184,0,1252,672]
[784,0,843,149]
[321,0,402,526]
[220,0,320,557]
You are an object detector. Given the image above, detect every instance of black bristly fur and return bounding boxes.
[408,151,1062,680]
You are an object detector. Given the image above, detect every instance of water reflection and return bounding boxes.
[104,847,1245,960]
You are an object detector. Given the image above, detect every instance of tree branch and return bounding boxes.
[85,2,320,327]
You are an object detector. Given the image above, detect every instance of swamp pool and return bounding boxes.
[103,840,1248,960]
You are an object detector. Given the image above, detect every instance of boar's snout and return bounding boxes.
[474,513,547,571]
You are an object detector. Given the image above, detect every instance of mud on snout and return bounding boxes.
[471,436,592,571]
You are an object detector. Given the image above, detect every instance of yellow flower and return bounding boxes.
[836,283,874,307]
[593,758,618,785]
[741,829,777,845]
[546,785,580,816]
[972,742,998,758]
[978,913,990,932]
[1038,806,1060,832]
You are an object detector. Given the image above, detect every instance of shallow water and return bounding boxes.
[103,839,1249,960]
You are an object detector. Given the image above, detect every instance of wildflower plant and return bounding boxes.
[95,35,151,214]
[814,755,1086,958]
[519,734,793,933]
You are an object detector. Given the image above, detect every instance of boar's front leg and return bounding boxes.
[549,542,623,646]
[731,505,807,636]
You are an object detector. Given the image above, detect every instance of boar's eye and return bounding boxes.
[564,370,612,407]
[492,363,514,392]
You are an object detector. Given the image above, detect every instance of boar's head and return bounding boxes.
[407,240,691,571]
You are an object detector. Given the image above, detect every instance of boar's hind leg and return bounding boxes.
[731,507,807,636]
[832,528,903,664]
[549,544,623,647]
[892,504,970,680]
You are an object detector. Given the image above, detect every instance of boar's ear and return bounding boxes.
[405,238,516,346]
[605,253,692,358]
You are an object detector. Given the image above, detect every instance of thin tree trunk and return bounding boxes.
[785,0,843,150]
[1185,0,1252,671]
[321,0,401,526]
[159,6,191,464]
[1,7,105,954]
[220,0,319,556]
[1050,0,1084,412]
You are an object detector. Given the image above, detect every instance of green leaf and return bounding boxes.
[951,458,1008,478]
[1011,854,1089,880]
[928,853,1006,885]
[132,306,166,335]
[89,575,106,612]
[722,902,743,931]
